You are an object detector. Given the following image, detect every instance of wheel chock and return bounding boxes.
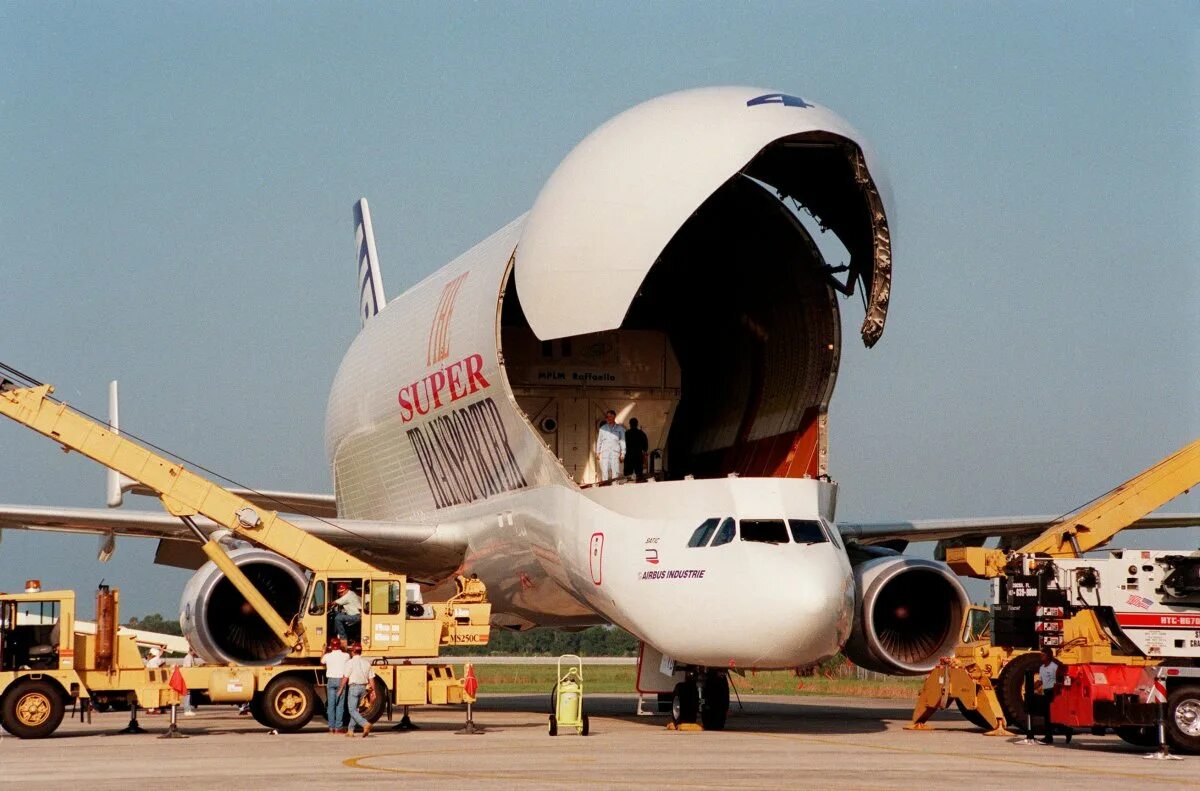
[904,722,934,731]
[665,722,703,731]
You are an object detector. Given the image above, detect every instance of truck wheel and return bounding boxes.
[955,699,994,730]
[1166,684,1200,754]
[260,675,316,733]
[1116,726,1159,748]
[247,694,271,728]
[699,671,729,730]
[1,679,66,739]
[358,677,387,724]
[996,653,1044,734]
[671,681,698,727]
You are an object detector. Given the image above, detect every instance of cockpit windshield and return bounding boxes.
[788,519,829,545]
[740,519,790,544]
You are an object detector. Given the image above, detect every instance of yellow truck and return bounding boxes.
[909,437,1200,739]
[1,579,487,738]
[0,376,491,738]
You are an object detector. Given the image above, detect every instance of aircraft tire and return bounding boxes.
[671,681,699,727]
[699,671,729,731]
[259,674,316,733]
[1165,684,1200,754]
[1,678,65,739]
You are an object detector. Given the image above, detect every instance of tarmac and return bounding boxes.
[0,694,1192,790]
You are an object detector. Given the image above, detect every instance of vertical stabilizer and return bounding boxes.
[105,380,136,509]
[354,198,387,326]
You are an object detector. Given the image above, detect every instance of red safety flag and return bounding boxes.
[463,664,479,698]
[169,666,188,696]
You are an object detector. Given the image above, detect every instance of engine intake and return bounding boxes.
[180,547,307,666]
[842,556,968,675]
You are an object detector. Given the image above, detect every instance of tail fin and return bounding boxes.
[105,380,137,508]
[354,198,387,327]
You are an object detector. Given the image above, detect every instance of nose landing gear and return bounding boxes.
[668,669,730,731]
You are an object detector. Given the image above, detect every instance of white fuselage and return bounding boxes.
[324,86,892,669]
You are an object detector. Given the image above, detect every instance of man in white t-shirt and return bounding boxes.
[340,643,374,737]
[1036,647,1072,745]
[321,639,350,733]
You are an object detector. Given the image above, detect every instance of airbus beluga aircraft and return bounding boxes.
[2,87,1193,729]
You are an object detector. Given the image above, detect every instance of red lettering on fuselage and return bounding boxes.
[398,353,491,423]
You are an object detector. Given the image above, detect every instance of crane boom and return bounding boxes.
[948,436,1200,578]
[0,382,382,654]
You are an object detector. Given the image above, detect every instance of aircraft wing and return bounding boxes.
[0,504,466,581]
[839,513,1200,546]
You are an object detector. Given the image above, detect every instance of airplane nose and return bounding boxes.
[743,550,853,667]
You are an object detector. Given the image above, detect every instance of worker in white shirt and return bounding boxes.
[340,642,374,737]
[331,582,362,641]
[594,409,626,483]
[321,638,350,733]
[1036,646,1072,745]
[181,648,200,715]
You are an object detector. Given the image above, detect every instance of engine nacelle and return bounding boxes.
[180,546,308,666]
[842,555,969,675]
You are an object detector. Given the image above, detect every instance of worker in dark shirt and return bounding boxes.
[623,417,649,479]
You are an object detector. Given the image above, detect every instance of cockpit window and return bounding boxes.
[788,519,830,545]
[687,518,720,547]
[740,519,790,544]
[710,517,736,547]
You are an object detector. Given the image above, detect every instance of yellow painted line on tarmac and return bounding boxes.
[756,732,1193,787]
[344,747,760,788]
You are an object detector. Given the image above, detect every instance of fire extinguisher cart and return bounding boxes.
[549,654,589,736]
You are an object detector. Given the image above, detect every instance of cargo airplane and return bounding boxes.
[2,87,1194,729]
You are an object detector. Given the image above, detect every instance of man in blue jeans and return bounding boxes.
[320,638,349,733]
[341,642,374,737]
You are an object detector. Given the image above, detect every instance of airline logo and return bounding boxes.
[397,353,490,423]
[746,93,812,109]
[427,272,469,366]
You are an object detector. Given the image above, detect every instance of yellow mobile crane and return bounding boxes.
[908,438,1200,737]
[0,376,490,736]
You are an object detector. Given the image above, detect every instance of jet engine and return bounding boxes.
[841,556,969,675]
[180,546,308,666]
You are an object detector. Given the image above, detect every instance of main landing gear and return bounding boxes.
[669,669,730,731]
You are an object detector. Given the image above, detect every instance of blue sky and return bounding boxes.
[1,2,1197,616]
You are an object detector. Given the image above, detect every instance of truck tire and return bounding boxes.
[1166,684,1200,754]
[358,676,387,724]
[259,675,316,733]
[247,694,271,728]
[996,653,1044,734]
[1,679,66,739]
[1116,726,1159,748]
[955,699,994,730]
